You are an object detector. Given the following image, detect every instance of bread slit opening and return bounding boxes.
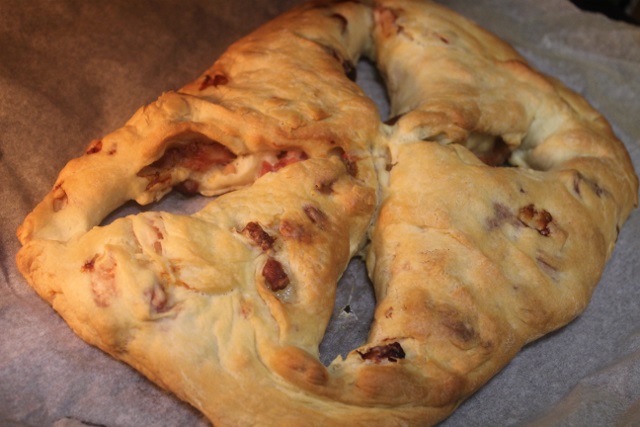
[133,130,309,206]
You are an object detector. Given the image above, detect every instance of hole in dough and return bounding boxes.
[103,146,309,227]
[100,192,211,227]
[319,257,376,366]
[354,58,390,121]
[464,133,514,167]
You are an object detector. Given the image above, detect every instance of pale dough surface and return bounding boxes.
[1,0,640,427]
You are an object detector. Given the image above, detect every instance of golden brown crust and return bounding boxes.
[16,1,638,426]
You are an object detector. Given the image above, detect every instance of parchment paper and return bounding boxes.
[1,1,639,426]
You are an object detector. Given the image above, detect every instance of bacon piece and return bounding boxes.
[242,222,275,251]
[518,204,553,236]
[85,139,103,155]
[199,73,229,90]
[357,342,405,363]
[175,179,200,195]
[259,150,308,176]
[139,139,235,175]
[137,137,236,192]
[81,255,98,273]
[262,258,289,291]
[178,141,235,172]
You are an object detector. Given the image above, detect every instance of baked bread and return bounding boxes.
[16,0,638,426]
